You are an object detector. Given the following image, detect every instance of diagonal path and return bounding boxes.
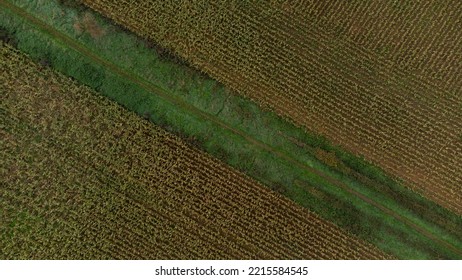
[1,0,461,258]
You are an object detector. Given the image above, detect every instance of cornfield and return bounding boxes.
[81,0,462,215]
[0,43,389,259]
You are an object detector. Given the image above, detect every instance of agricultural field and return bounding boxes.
[0,43,391,259]
[0,0,462,259]
[81,0,462,215]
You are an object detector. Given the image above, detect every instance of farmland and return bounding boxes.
[1,0,462,259]
[0,43,392,259]
[80,0,462,215]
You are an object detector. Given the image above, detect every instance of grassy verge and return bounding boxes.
[1,0,461,259]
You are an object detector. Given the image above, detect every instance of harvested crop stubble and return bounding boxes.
[0,43,389,259]
[82,0,462,215]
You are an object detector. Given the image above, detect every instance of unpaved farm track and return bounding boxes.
[81,0,462,215]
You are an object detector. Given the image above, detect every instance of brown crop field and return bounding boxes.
[0,43,389,259]
[82,0,462,215]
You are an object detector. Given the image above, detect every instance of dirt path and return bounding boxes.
[2,0,461,258]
